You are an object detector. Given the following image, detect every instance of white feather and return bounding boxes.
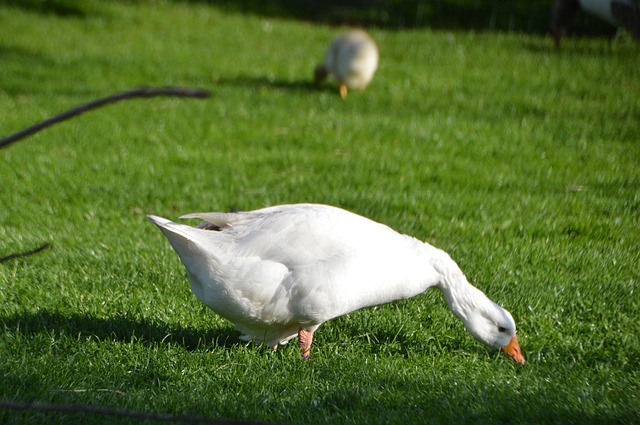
[148,203,523,362]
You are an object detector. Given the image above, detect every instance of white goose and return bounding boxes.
[148,203,525,364]
[314,30,379,99]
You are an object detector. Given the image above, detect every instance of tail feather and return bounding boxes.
[147,215,221,259]
[147,215,232,310]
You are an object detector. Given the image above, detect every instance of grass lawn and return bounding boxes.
[1,1,639,424]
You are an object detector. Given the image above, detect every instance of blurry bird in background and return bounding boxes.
[314,30,379,99]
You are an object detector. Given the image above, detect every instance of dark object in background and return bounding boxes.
[611,0,640,37]
[552,0,640,46]
[551,0,581,46]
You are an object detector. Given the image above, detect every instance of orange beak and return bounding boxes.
[501,336,525,364]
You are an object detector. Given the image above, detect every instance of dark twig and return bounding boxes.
[0,87,210,149]
[0,399,277,425]
[0,243,52,264]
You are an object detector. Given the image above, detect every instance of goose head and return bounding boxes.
[437,268,524,364]
[453,287,525,364]
[462,300,524,364]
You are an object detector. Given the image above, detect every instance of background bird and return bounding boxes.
[314,30,379,99]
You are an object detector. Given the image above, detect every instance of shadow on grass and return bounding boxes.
[306,376,632,424]
[0,45,52,65]
[216,75,336,95]
[0,45,112,99]
[175,0,623,38]
[2,0,99,17]
[1,305,477,359]
[328,313,486,360]
[520,36,629,55]
[174,0,556,34]
[4,0,620,38]
[0,309,241,352]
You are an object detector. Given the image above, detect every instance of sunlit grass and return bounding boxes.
[1,1,639,424]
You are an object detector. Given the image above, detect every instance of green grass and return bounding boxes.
[1,1,639,424]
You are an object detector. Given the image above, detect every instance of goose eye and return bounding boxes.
[498,326,508,333]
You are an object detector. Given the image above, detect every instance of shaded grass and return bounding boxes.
[1,1,639,424]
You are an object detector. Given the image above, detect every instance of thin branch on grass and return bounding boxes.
[0,243,52,264]
[0,399,276,425]
[0,87,209,262]
[0,87,210,149]
[53,388,127,396]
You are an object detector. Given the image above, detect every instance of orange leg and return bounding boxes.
[298,328,314,360]
[339,83,348,99]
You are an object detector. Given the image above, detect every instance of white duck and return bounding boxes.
[314,30,379,99]
[148,203,524,364]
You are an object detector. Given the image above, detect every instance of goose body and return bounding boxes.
[148,203,524,363]
[314,30,379,98]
